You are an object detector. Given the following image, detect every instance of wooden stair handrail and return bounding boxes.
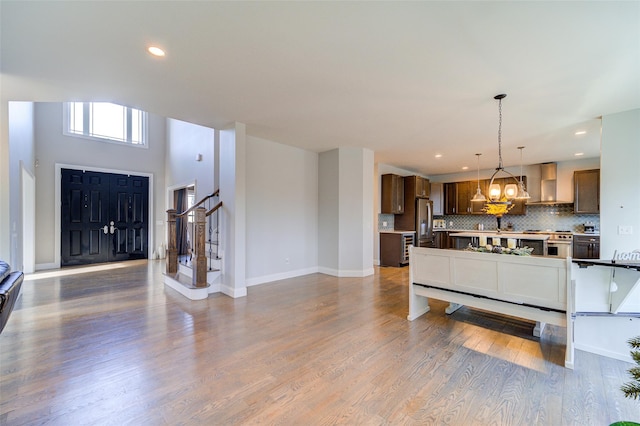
[176,190,219,218]
[205,201,223,217]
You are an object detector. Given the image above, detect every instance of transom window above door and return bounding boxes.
[64,102,148,147]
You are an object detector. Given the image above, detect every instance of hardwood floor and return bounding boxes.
[1,260,637,425]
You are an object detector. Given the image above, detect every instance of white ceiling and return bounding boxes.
[2,1,638,176]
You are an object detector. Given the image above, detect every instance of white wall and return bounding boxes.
[166,118,215,201]
[600,108,640,257]
[0,76,8,262]
[33,103,166,268]
[8,102,35,270]
[245,135,318,285]
[574,108,640,362]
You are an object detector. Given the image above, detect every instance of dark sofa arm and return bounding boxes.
[0,265,23,334]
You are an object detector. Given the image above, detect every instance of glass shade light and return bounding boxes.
[516,181,530,199]
[504,183,518,199]
[471,153,486,202]
[489,183,502,201]
[472,187,486,202]
[516,146,531,199]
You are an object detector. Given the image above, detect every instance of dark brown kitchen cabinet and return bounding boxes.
[381,174,404,214]
[444,181,472,215]
[573,235,600,259]
[430,182,444,216]
[444,183,457,215]
[444,178,527,215]
[405,175,430,198]
[456,181,472,215]
[574,169,600,214]
[380,232,414,266]
[434,231,454,249]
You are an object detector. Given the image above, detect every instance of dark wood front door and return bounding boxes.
[61,169,149,266]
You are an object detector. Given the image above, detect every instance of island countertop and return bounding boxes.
[448,232,550,240]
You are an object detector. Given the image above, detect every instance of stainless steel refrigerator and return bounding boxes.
[394,195,434,248]
[415,198,434,247]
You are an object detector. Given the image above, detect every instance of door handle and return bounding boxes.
[109,221,116,234]
[102,225,109,234]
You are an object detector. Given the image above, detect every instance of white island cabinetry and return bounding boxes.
[407,247,574,368]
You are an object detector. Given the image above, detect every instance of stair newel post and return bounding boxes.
[193,206,207,288]
[166,209,178,275]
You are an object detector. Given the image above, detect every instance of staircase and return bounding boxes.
[163,190,222,300]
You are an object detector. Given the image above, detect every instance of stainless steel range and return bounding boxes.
[524,230,573,258]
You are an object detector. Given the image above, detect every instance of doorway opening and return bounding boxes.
[174,185,195,264]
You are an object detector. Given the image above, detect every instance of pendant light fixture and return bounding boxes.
[516,146,531,199]
[486,93,528,204]
[471,153,486,202]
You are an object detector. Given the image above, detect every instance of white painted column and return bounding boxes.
[318,147,374,277]
[219,123,247,298]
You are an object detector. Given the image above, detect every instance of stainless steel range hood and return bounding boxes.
[526,163,573,205]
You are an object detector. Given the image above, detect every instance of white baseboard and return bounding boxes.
[35,262,57,271]
[317,267,375,278]
[246,267,319,287]
[221,284,247,298]
[574,344,633,364]
[163,274,209,301]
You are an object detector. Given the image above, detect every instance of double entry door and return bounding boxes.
[61,168,149,266]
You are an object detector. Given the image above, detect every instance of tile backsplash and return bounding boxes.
[379,204,599,233]
[378,214,395,231]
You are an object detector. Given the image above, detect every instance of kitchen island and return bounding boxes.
[407,246,574,368]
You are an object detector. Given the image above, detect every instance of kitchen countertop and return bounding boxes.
[448,232,550,240]
[380,230,416,234]
[434,228,523,233]
[437,229,599,237]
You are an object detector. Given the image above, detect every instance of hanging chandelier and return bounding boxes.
[482,94,530,204]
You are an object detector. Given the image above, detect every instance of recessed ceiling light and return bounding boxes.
[575,152,584,156]
[462,166,469,170]
[575,130,587,136]
[147,46,166,57]
[435,154,442,158]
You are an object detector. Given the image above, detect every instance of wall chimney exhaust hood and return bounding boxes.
[526,162,574,205]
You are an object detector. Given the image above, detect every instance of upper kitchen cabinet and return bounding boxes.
[381,174,405,214]
[430,182,444,216]
[444,181,472,215]
[444,177,528,216]
[574,169,600,214]
[444,183,455,215]
[405,175,430,198]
